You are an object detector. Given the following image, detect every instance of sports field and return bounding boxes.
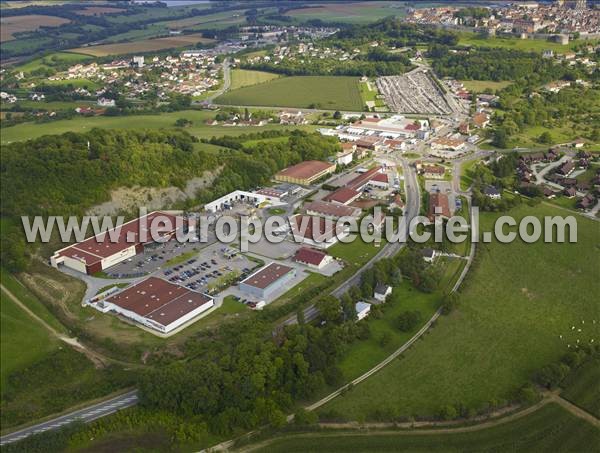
[255,403,600,452]
[229,69,281,90]
[0,110,319,144]
[217,76,363,111]
[322,204,600,420]
[69,33,214,57]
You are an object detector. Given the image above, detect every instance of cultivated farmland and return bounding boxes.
[0,14,70,42]
[285,2,406,24]
[322,204,600,420]
[69,33,214,57]
[229,69,281,90]
[217,76,364,111]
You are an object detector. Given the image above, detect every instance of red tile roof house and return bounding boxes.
[557,161,575,176]
[472,112,490,128]
[293,247,333,270]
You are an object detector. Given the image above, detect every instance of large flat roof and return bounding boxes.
[304,200,360,218]
[55,211,182,267]
[275,160,334,180]
[106,277,212,328]
[241,262,294,290]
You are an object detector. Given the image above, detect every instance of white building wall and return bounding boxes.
[101,245,137,270]
[59,255,87,274]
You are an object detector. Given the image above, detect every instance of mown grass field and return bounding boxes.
[337,283,439,380]
[217,76,363,111]
[1,109,319,144]
[257,403,600,453]
[322,204,600,420]
[457,32,585,54]
[229,69,281,90]
[459,80,511,93]
[561,357,600,418]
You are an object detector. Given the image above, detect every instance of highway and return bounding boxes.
[0,390,139,446]
[280,158,421,327]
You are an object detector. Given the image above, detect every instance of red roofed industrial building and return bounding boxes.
[51,211,185,275]
[323,167,388,205]
[239,262,296,299]
[428,192,451,221]
[323,187,361,205]
[274,160,336,185]
[294,247,333,270]
[100,277,214,333]
[304,200,361,219]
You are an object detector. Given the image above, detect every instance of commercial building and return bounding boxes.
[275,160,336,185]
[290,214,349,249]
[428,191,451,221]
[99,277,214,333]
[51,211,184,275]
[323,187,361,205]
[204,190,284,213]
[294,247,333,270]
[304,200,361,219]
[323,166,388,205]
[423,164,446,179]
[239,262,296,299]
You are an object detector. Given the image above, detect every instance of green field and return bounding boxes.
[457,32,585,54]
[1,110,318,144]
[0,287,57,392]
[217,76,363,111]
[229,69,281,90]
[459,80,512,93]
[14,51,92,73]
[256,403,600,452]
[322,204,600,420]
[337,283,439,380]
[285,2,407,24]
[561,357,600,418]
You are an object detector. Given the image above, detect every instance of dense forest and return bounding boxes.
[1,129,209,217]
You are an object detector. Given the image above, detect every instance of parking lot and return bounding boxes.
[105,238,215,278]
[158,242,260,295]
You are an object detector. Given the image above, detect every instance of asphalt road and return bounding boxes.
[0,390,139,446]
